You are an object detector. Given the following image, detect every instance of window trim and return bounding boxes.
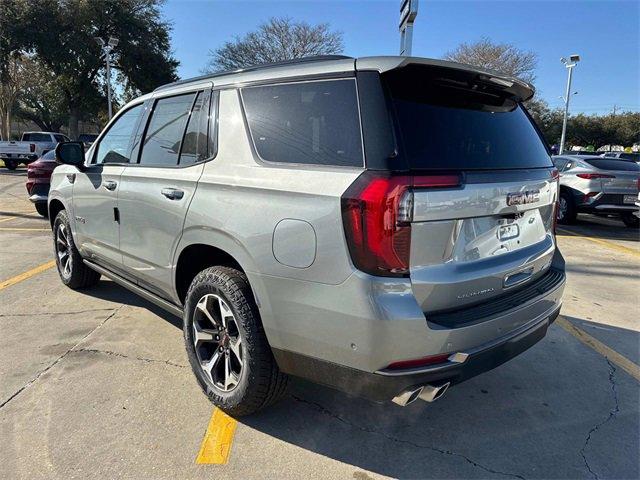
[239,77,366,170]
[126,88,220,170]
[90,102,146,166]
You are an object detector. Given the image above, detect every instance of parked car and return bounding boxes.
[0,131,70,169]
[552,155,640,227]
[26,149,57,217]
[78,133,98,148]
[50,55,565,415]
[601,152,640,163]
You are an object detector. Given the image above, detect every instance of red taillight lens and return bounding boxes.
[576,173,615,179]
[341,171,460,277]
[386,353,451,370]
[29,143,35,153]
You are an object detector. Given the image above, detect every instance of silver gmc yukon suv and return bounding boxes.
[50,55,565,415]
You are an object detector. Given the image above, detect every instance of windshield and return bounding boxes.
[384,67,552,171]
[584,158,640,172]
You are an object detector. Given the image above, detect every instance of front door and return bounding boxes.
[118,89,214,300]
[73,103,146,271]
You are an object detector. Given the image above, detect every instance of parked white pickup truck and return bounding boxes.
[0,131,70,170]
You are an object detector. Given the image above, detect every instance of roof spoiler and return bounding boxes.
[356,56,535,102]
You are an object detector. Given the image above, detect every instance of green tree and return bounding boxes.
[12,0,178,138]
[205,17,344,72]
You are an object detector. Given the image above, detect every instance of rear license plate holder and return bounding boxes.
[623,195,636,204]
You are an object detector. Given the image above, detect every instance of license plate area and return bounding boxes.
[623,195,636,204]
[498,224,520,241]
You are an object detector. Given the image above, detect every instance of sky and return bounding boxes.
[162,0,639,115]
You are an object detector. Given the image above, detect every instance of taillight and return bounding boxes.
[576,173,615,179]
[29,143,35,153]
[550,168,559,235]
[341,171,460,277]
[386,353,451,370]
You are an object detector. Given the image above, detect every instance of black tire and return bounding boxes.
[183,266,288,416]
[4,160,17,170]
[621,212,639,228]
[53,210,101,289]
[558,191,577,224]
[35,202,48,218]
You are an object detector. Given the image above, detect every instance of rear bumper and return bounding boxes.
[576,192,639,213]
[27,183,49,203]
[273,305,560,403]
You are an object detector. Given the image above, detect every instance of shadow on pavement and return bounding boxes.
[559,215,639,242]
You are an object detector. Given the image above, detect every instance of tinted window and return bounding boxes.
[139,93,196,166]
[552,158,567,171]
[23,133,50,142]
[620,153,639,161]
[79,134,98,142]
[94,104,144,164]
[179,91,210,165]
[242,79,363,167]
[385,70,552,170]
[583,158,640,172]
[41,150,56,161]
[53,134,67,143]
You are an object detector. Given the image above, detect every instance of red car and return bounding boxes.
[26,149,57,217]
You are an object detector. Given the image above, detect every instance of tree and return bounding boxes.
[444,37,538,83]
[0,55,25,139]
[205,17,344,73]
[14,56,72,132]
[12,0,179,139]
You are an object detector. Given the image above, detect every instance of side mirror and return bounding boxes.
[55,142,86,171]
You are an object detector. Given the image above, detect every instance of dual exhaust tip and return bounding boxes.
[392,382,450,407]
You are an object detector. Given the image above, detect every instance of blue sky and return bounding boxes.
[162,0,639,115]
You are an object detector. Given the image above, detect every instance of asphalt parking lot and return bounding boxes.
[0,168,638,480]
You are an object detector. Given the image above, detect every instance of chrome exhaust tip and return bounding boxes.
[392,386,424,406]
[418,382,450,403]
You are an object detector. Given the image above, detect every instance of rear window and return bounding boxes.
[583,158,640,172]
[41,150,56,161]
[23,133,50,142]
[384,68,552,170]
[241,79,363,167]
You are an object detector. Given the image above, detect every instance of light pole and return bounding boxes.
[95,36,119,120]
[558,54,580,154]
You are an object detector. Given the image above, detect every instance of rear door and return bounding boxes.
[383,66,557,315]
[118,87,216,299]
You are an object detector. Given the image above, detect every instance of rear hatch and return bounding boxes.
[582,158,640,197]
[383,63,558,316]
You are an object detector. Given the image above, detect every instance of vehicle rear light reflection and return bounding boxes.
[386,353,451,370]
[576,173,615,179]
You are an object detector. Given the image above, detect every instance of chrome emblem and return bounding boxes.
[506,190,540,206]
[457,287,495,300]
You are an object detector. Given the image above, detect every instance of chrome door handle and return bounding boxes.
[161,188,184,200]
[102,180,117,191]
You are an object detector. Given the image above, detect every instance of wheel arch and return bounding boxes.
[48,198,66,228]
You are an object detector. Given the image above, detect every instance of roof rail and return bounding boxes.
[154,55,353,92]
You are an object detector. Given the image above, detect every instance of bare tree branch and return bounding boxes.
[204,17,344,73]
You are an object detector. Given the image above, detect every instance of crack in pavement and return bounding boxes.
[291,395,526,479]
[579,358,620,479]
[0,306,121,410]
[0,308,118,318]
[70,348,188,369]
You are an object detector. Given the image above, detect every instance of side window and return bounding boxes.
[179,91,211,165]
[241,79,364,167]
[94,104,144,164]
[139,93,196,166]
[552,158,566,171]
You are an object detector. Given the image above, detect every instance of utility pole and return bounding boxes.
[399,0,419,56]
[95,37,119,120]
[559,54,580,155]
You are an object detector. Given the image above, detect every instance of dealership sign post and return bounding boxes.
[399,0,419,56]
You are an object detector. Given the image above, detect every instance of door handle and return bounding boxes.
[161,188,184,200]
[102,180,117,191]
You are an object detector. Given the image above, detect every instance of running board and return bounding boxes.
[83,259,184,318]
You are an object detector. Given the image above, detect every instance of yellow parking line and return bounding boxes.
[0,260,56,291]
[0,227,50,232]
[196,408,238,465]
[0,216,16,223]
[557,316,640,382]
[557,228,640,258]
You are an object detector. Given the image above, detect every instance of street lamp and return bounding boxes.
[558,54,580,154]
[95,36,119,120]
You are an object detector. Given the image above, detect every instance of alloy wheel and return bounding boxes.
[56,223,72,278]
[192,293,243,392]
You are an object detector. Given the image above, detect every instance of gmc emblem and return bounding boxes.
[506,190,540,206]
